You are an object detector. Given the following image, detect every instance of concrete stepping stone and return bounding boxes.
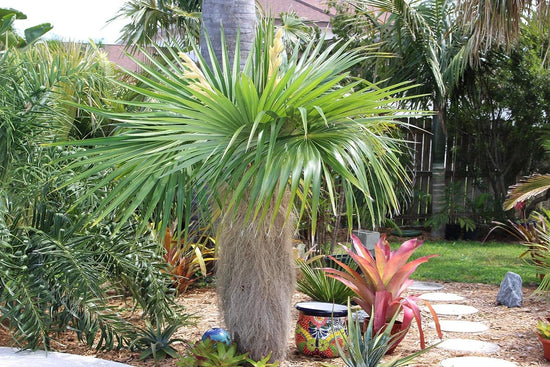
[0,347,132,367]
[408,281,444,291]
[437,338,500,353]
[430,320,489,333]
[440,356,516,367]
[420,292,465,302]
[432,303,478,315]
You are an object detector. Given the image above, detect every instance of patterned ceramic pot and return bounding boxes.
[294,301,347,358]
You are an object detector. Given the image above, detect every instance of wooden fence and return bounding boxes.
[393,118,485,228]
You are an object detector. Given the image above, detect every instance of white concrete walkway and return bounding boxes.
[0,347,132,367]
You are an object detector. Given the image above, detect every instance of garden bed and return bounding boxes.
[0,282,547,366]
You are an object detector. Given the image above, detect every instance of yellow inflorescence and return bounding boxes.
[178,52,213,94]
[268,28,284,84]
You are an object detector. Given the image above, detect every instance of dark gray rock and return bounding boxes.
[496,271,523,307]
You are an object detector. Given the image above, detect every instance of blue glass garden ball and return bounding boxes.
[202,327,231,345]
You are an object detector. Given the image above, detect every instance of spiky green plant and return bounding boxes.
[536,318,550,340]
[335,302,438,367]
[178,339,279,367]
[134,322,184,363]
[55,18,421,361]
[296,258,355,304]
[179,339,249,367]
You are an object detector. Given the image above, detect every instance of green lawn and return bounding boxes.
[393,240,539,285]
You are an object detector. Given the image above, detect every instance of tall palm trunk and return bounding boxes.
[200,2,295,361]
[216,192,296,361]
[200,0,256,68]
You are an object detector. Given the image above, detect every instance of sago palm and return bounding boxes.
[59,20,420,360]
[0,36,181,350]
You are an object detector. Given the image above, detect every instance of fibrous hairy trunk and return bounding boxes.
[216,192,296,361]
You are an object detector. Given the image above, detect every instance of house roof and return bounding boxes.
[257,0,333,29]
[104,1,336,69]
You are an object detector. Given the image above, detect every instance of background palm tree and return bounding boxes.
[113,0,202,50]
[331,0,478,236]
[330,0,550,235]
[58,18,418,360]
[456,0,550,56]
[200,0,256,68]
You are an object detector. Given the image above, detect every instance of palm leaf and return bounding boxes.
[504,174,550,210]
[54,18,419,240]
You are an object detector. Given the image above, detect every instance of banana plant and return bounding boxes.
[0,8,52,50]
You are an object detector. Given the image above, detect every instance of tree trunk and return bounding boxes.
[431,108,447,239]
[200,4,293,361]
[200,0,256,69]
[216,192,296,361]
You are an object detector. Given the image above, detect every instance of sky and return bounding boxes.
[0,0,129,44]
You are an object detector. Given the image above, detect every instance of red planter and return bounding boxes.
[538,334,550,360]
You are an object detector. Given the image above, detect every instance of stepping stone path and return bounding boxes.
[434,320,489,333]
[437,339,500,353]
[0,347,132,367]
[420,292,465,302]
[408,281,517,366]
[409,280,444,291]
[431,303,479,315]
[440,356,517,367]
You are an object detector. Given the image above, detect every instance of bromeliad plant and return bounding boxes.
[163,227,216,294]
[324,234,442,350]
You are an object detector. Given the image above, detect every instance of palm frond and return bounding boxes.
[112,0,201,50]
[455,0,534,54]
[56,17,420,241]
[504,174,550,210]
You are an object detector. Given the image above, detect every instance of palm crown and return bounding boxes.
[60,20,418,237]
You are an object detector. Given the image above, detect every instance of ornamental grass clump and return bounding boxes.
[296,257,356,305]
[324,234,442,350]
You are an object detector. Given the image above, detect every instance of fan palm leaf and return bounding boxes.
[58,20,420,236]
